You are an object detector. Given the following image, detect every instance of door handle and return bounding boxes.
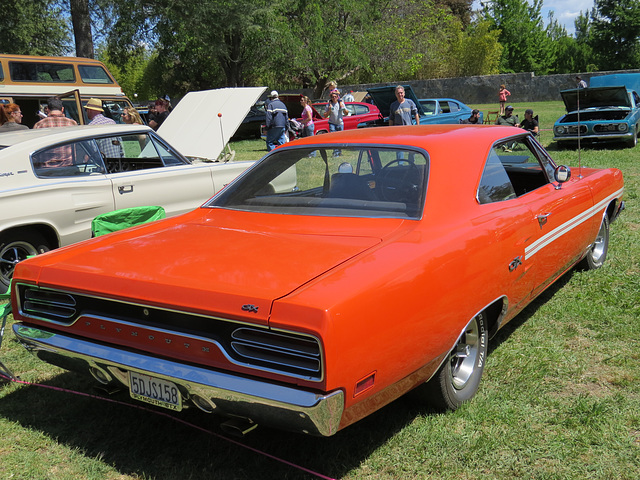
[118,185,134,194]
[537,213,551,227]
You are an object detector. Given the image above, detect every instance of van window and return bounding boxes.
[78,65,115,84]
[0,64,4,81]
[9,61,75,83]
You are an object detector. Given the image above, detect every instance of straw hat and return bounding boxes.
[84,98,103,111]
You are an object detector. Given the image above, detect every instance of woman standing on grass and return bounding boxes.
[498,84,511,115]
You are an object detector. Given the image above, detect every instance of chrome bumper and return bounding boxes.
[13,323,344,436]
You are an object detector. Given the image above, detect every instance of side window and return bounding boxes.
[440,102,451,114]
[32,139,106,177]
[478,137,551,203]
[104,133,183,172]
[147,136,185,166]
[477,150,516,204]
[421,101,436,115]
[354,105,367,115]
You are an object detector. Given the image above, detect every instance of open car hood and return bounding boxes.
[366,85,424,118]
[157,87,266,160]
[560,86,631,112]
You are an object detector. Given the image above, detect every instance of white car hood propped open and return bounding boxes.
[157,87,266,161]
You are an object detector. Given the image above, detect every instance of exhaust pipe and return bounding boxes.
[220,417,258,437]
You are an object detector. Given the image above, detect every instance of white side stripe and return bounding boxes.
[525,187,624,260]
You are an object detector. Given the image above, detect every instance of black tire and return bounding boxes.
[578,215,609,270]
[0,231,51,289]
[419,312,488,411]
[627,129,638,148]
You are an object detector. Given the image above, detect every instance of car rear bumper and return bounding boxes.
[13,323,344,436]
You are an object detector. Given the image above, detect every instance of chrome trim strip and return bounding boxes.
[15,284,325,382]
[525,188,624,260]
[13,323,343,436]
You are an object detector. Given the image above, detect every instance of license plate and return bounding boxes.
[129,372,182,411]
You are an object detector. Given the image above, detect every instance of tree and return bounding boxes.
[0,0,70,55]
[482,0,555,74]
[589,0,640,70]
[69,0,94,58]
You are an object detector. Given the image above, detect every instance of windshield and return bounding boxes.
[207,146,429,219]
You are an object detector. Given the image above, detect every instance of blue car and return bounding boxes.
[554,77,640,148]
[417,98,483,124]
[366,85,482,125]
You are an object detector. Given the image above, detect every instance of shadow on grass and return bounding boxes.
[0,364,433,480]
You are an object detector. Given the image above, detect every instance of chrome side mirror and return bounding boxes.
[554,165,571,184]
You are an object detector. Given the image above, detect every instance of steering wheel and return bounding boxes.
[379,158,419,203]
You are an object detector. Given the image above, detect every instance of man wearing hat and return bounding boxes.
[495,105,518,127]
[519,108,539,135]
[264,90,289,151]
[84,98,123,159]
[85,98,116,126]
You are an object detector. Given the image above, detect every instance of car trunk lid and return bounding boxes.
[25,209,396,325]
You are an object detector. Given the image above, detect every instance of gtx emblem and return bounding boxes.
[242,304,259,313]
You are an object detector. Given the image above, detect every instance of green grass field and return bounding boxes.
[1,101,639,479]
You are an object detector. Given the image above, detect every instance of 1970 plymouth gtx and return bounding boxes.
[7,125,624,436]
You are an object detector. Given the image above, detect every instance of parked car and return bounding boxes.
[417,98,484,124]
[9,125,624,437]
[0,87,270,288]
[366,85,482,125]
[232,102,266,140]
[553,84,640,148]
[278,94,383,135]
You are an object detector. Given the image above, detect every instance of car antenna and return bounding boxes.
[576,86,583,178]
[216,112,235,162]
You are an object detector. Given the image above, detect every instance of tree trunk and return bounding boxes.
[70,0,94,58]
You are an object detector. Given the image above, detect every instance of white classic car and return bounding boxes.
[0,88,267,287]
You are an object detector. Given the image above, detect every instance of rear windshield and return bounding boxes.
[208,146,429,219]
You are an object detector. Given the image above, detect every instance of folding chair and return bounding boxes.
[484,111,500,124]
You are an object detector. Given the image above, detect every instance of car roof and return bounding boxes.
[0,124,153,150]
[279,124,521,151]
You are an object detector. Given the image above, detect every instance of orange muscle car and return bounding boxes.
[8,125,625,436]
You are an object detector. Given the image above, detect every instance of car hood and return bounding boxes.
[560,86,631,112]
[157,87,266,160]
[24,209,393,325]
[366,85,424,118]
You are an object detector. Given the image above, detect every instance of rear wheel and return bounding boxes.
[578,215,609,270]
[0,231,51,288]
[418,313,488,410]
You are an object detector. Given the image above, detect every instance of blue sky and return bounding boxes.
[474,0,595,35]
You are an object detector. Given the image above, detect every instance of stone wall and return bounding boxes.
[331,69,640,106]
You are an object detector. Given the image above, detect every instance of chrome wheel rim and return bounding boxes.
[590,221,607,264]
[450,318,480,390]
[0,241,39,286]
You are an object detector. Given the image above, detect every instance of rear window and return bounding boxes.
[208,146,429,219]
[9,62,75,82]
